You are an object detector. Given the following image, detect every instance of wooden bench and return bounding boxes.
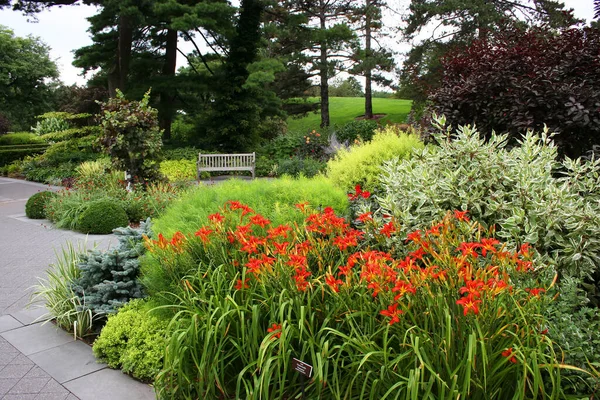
[197,152,256,180]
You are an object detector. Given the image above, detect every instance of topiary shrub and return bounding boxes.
[93,299,168,382]
[25,191,56,219]
[327,126,423,193]
[77,199,129,234]
[97,90,163,187]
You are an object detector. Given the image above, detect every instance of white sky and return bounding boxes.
[0,0,595,86]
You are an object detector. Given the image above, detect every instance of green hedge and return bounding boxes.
[0,145,49,166]
[0,132,44,145]
[39,126,101,142]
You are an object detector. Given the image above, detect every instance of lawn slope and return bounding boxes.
[286,97,412,133]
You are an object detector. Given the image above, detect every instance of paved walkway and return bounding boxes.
[0,178,155,399]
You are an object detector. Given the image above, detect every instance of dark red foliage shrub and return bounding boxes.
[0,114,10,135]
[429,27,600,158]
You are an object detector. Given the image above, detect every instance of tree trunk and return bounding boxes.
[319,12,330,128]
[108,14,133,97]
[364,0,373,119]
[159,28,178,141]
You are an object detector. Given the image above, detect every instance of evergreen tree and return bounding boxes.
[205,0,265,151]
[288,0,357,128]
[348,0,393,118]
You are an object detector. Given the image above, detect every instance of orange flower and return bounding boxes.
[453,209,470,221]
[194,227,213,244]
[267,224,291,240]
[380,303,403,325]
[295,202,309,212]
[456,293,482,316]
[325,273,343,292]
[502,348,517,364]
[250,214,271,228]
[392,280,416,300]
[525,287,546,297]
[479,238,500,256]
[380,221,396,238]
[208,212,225,224]
[457,242,479,258]
[235,278,250,290]
[357,212,373,223]
[267,323,282,339]
[272,241,290,255]
[406,230,422,244]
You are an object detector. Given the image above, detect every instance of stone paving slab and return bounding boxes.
[0,316,23,334]
[10,308,51,327]
[64,369,154,400]
[0,178,156,400]
[29,341,106,384]
[1,324,74,357]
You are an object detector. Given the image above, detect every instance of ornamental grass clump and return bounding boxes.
[145,199,582,399]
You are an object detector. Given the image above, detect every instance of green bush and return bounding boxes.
[0,132,44,145]
[0,144,49,167]
[376,118,600,389]
[39,126,101,142]
[162,146,204,161]
[93,299,168,382]
[97,90,163,186]
[159,159,196,182]
[77,199,129,234]
[327,126,423,193]
[334,119,379,144]
[150,176,348,238]
[31,117,70,135]
[276,156,326,178]
[25,191,56,219]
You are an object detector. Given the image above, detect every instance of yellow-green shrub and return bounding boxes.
[93,299,168,382]
[327,126,423,193]
[159,159,196,182]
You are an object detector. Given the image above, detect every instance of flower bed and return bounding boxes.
[144,198,572,399]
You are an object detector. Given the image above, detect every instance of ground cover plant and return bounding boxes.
[144,199,580,399]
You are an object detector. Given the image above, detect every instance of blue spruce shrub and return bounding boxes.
[72,219,151,315]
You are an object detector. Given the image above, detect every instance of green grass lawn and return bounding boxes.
[286,97,413,133]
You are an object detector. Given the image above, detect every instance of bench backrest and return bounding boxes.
[197,152,255,179]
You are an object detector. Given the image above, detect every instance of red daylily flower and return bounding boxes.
[502,348,517,364]
[456,293,482,316]
[325,273,343,292]
[380,303,403,325]
[208,213,225,224]
[453,210,470,221]
[194,226,213,244]
[235,278,250,290]
[380,221,396,238]
[267,323,282,339]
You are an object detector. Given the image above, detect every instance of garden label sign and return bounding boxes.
[292,357,313,399]
[292,358,313,378]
